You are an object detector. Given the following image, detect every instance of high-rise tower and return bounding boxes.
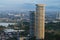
[35,4,45,40]
[56,11,60,20]
[30,11,35,37]
[30,4,45,40]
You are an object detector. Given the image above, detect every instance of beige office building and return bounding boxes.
[35,4,45,40]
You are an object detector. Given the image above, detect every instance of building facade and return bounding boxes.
[30,11,35,37]
[35,4,45,40]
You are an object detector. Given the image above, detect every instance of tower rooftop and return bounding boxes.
[36,4,45,6]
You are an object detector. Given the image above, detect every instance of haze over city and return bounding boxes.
[0,0,59,11]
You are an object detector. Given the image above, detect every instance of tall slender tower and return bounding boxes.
[35,4,45,40]
[56,11,60,20]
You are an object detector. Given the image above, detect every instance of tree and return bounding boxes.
[0,25,6,32]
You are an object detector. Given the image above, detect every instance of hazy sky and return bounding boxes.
[0,0,59,11]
